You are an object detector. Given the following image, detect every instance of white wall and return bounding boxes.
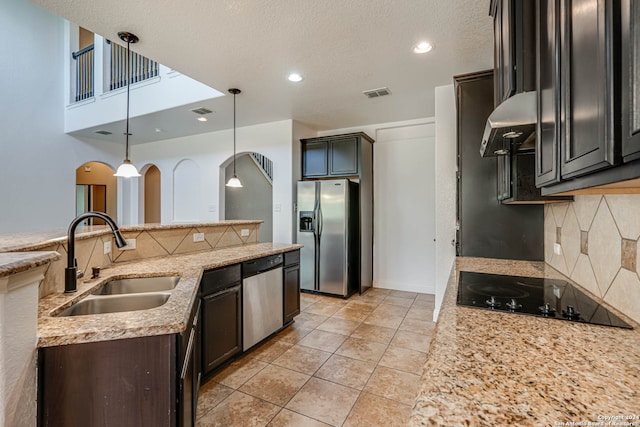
[131,120,296,243]
[0,0,122,234]
[319,118,437,294]
[434,84,458,320]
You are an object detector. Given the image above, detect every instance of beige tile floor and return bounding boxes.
[196,288,436,427]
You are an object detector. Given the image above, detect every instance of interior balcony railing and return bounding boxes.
[108,40,159,90]
[72,44,94,101]
[71,40,159,103]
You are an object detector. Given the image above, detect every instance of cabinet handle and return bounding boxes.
[180,328,195,379]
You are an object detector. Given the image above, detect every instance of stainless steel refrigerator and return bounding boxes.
[297,179,360,297]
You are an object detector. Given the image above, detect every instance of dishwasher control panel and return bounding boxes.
[242,254,283,278]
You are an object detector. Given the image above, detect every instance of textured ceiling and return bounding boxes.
[30,0,493,140]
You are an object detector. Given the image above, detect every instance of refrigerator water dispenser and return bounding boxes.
[299,211,314,232]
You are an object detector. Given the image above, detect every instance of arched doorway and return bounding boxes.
[75,161,117,225]
[223,152,273,242]
[143,165,161,223]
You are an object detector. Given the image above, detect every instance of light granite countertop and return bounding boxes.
[0,252,60,278]
[410,257,640,426]
[38,242,301,348]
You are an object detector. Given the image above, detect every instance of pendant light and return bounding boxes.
[226,88,243,188]
[114,31,141,178]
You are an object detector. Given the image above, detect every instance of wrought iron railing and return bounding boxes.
[108,40,159,91]
[72,44,94,101]
[250,152,273,183]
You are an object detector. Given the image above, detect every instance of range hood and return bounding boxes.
[480,91,537,157]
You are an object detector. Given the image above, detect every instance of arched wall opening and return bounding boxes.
[220,152,273,242]
[138,164,161,224]
[75,161,117,225]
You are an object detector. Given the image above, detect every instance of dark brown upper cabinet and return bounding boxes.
[535,0,561,187]
[559,0,620,179]
[622,0,640,162]
[490,0,536,107]
[301,132,373,179]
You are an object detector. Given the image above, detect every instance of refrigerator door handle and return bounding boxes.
[316,206,323,238]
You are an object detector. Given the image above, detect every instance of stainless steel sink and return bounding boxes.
[91,276,180,295]
[57,292,171,317]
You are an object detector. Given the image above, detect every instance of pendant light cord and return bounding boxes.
[233,92,237,176]
[125,38,131,162]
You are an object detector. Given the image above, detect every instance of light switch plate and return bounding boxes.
[103,241,112,254]
[193,232,205,242]
[121,238,136,250]
[553,243,561,255]
[208,204,217,213]
[241,229,250,237]
[274,203,282,212]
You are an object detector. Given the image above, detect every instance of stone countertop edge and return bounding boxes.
[0,252,61,278]
[409,257,640,426]
[37,242,302,348]
[0,220,264,253]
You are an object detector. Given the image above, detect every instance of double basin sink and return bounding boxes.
[57,276,180,317]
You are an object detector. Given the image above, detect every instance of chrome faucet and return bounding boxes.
[65,212,128,293]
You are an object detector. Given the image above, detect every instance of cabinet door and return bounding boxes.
[560,0,618,179]
[536,0,561,186]
[329,137,359,176]
[622,0,640,161]
[302,141,328,177]
[201,285,241,375]
[283,265,300,324]
[493,0,515,105]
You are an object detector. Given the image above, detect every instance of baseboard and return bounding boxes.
[372,280,435,295]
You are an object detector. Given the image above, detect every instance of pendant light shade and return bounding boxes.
[114,160,140,178]
[226,88,243,188]
[114,31,141,178]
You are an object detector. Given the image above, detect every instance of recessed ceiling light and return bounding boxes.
[288,73,303,82]
[413,41,433,54]
[197,117,208,122]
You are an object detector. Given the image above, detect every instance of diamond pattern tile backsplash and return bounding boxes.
[544,195,640,324]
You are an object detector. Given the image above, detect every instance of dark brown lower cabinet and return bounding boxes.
[201,284,242,375]
[283,250,300,324]
[283,265,300,324]
[38,334,176,427]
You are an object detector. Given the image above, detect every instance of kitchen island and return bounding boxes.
[410,257,640,426]
[11,221,302,427]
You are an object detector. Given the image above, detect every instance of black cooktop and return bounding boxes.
[457,271,632,329]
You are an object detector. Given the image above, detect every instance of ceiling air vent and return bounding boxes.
[191,107,213,115]
[94,130,112,135]
[363,87,391,98]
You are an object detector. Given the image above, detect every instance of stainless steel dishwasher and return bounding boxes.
[242,254,283,351]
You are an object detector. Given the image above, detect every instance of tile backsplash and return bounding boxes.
[36,224,259,297]
[544,195,640,324]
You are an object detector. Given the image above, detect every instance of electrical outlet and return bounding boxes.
[241,229,250,237]
[121,238,136,250]
[103,241,112,254]
[553,243,561,255]
[193,232,205,242]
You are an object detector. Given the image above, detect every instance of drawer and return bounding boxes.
[200,264,241,296]
[284,250,300,267]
